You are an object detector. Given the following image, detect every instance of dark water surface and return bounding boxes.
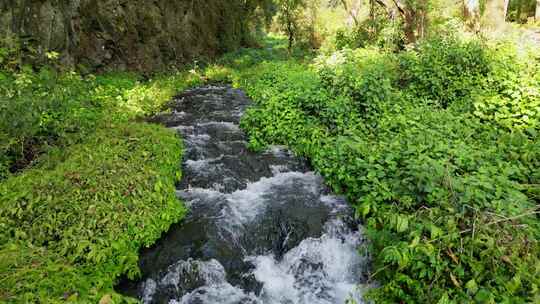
[117,85,370,304]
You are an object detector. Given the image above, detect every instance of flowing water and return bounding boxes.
[117,85,370,304]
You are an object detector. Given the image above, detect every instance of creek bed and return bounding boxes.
[117,85,370,304]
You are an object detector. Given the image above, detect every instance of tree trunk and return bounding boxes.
[485,0,508,28]
[517,0,523,23]
[464,0,481,32]
[351,0,362,24]
[504,0,510,21]
[536,0,540,21]
[403,12,417,44]
[287,19,294,51]
[392,0,428,44]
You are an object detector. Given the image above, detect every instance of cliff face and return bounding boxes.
[0,0,255,71]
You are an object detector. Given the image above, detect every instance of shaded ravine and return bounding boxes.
[117,85,370,304]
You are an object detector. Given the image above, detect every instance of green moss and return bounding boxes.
[0,122,185,303]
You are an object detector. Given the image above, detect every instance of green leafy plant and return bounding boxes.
[0,122,185,303]
[236,35,540,303]
[0,50,203,302]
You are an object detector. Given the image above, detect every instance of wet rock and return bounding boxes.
[0,1,257,72]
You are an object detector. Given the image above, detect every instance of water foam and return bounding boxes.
[223,171,323,225]
[141,217,367,304]
[197,121,240,131]
[184,156,224,172]
[247,219,366,304]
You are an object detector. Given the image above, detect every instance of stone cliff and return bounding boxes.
[0,0,262,71]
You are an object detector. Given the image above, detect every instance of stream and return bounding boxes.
[117,85,370,304]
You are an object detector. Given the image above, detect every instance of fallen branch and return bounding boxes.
[459,210,540,235]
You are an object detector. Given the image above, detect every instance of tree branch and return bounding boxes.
[391,0,406,16]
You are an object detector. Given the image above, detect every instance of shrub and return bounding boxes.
[470,43,540,131]
[0,68,106,175]
[399,35,491,108]
[332,11,404,52]
[0,65,202,179]
[0,122,185,303]
[313,48,400,119]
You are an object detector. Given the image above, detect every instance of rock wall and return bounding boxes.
[0,0,256,71]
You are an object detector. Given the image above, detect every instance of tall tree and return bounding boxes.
[536,0,540,20]
[392,0,429,44]
[276,0,306,50]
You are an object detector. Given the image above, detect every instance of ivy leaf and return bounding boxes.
[465,279,478,295]
[429,224,443,239]
[437,293,451,304]
[396,215,408,233]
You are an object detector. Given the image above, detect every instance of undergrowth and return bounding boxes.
[226,36,540,303]
[0,48,202,302]
[2,32,539,303]
[0,123,186,303]
[0,66,202,178]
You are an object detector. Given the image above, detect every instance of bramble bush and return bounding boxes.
[398,35,492,108]
[470,42,540,131]
[313,48,400,120]
[398,35,540,132]
[238,36,540,303]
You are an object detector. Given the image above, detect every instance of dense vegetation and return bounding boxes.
[231,36,540,303]
[0,59,204,301]
[1,0,539,303]
[0,123,185,302]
